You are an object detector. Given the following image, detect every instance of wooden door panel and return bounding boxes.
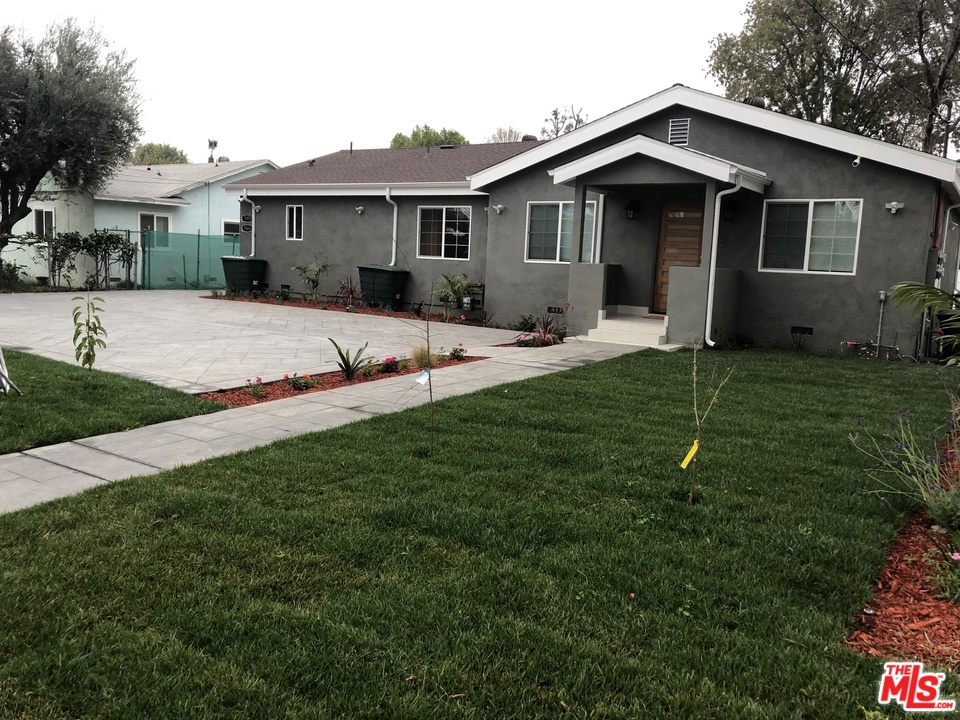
[652,204,705,313]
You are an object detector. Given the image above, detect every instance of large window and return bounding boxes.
[526,201,596,263]
[34,209,54,239]
[286,205,303,241]
[418,206,471,259]
[760,200,861,274]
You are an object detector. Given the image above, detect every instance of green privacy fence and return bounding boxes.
[142,231,240,290]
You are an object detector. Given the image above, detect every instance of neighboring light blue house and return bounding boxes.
[10,159,277,286]
[227,85,960,355]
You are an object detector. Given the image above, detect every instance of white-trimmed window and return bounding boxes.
[286,205,303,241]
[760,199,861,274]
[526,201,596,263]
[418,206,471,259]
[139,212,171,249]
[34,209,55,239]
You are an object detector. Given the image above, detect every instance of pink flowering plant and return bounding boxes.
[381,356,400,373]
[245,376,265,398]
[448,343,467,361]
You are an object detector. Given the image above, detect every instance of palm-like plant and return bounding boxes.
[889,281,960,363]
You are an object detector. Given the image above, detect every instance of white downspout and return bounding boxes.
[240,188,256,256]
[386,187,398,266]
[938,202,960,291]
[704,176,742,347]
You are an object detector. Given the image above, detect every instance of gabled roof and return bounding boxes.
[470,85,960,196]
[550,135,771,194]
[96,160,278,205]
[225,142,542,197]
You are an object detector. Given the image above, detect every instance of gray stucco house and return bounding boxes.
[226,85,960,354]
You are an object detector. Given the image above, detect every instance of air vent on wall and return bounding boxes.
[668,118,691,146]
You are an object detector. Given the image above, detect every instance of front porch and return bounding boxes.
[584,305,683,350]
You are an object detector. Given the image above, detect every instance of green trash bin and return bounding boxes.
[357,265,409,309]
[221,256,268,293]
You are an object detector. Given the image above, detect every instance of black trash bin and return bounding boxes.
[221,256,268,293]
[357,265,409,309]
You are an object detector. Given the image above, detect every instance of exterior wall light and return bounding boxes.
[493,204,505,214]
[355,206,365,215]
[884,202,904,214]
[625,201,641,220]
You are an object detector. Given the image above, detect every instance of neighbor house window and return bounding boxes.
[286,205,303,241]
[760,199,861,274]
[139,212,171,249]
[222,220,241,250]
[418,206,471,259]
[526,201,596,263]
[34,209,54,239]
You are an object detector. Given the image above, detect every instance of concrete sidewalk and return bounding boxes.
[0,340,640,514]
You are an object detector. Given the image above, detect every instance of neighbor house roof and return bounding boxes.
[225,141,542,197]
[96,160,278,206]
[470,85,960,197]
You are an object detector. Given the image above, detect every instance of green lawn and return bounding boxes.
[0,349,956,718]
[0,349,225,453]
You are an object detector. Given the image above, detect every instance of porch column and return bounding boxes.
[571,182,588,264]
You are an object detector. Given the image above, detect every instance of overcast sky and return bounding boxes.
[12,1,751,168]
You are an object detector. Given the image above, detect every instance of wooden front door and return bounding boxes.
[651,203,705,314]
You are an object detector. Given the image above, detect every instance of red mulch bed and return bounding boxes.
[197,356,482,408]
[847,512,960,673]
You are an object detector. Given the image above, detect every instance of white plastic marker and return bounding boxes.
[680,440,699,469]
[416,370,430,385]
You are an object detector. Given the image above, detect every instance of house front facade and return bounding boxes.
[228,86,960,355]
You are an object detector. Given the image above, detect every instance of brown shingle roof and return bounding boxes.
[233,142,542,186]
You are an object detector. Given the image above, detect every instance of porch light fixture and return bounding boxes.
[355,206,365,215]
[722,202,738,222]
[624,201,641,220]
[884,201,905,214]
[493,204,505,214]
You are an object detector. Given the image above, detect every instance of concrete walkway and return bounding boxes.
[0,291,642,514]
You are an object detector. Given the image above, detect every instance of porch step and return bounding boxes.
[586,314,671,347]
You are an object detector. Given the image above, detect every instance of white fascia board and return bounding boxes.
[93,195,190,206]
[550,135,770,194]
[471,84,960,192]
[223,182,487,198]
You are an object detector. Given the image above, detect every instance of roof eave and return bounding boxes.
[93,195,191,207]
[224,182,488,197]
[549,135,770,194]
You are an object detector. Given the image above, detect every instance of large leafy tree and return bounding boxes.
[130,143,188,165]
[389,125,468,148]
[0,19,141,251]
[707,0,960,154]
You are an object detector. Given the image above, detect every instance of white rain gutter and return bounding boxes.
[704,176,743,347]
[240,188,257,256]
[386,187,399,266]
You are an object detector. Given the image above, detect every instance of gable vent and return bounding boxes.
[668,118,691,146]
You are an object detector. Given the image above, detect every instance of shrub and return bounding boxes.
[410,344,437,368]
[381,356,400,373]
[334,276,363,306]
[509,314,537,333]
[448,344,467,361]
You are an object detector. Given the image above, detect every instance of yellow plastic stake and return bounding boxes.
[680,440,699,470]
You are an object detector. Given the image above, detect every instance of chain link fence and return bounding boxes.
[0,231,240,291]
